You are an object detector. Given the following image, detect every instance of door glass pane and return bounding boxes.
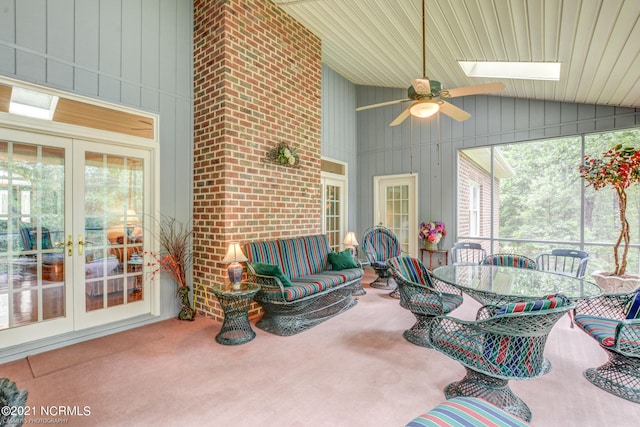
[324,184,341,251]
[84,153,144,312]
[0,141,65,330]
[385,184,409,253]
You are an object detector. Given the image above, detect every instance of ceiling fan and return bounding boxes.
[356,0,506,126]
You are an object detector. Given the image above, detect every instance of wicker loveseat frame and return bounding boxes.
[244,235,362,336]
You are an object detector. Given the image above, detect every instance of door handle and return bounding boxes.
[66,235,73,256]
[77,234,94,256]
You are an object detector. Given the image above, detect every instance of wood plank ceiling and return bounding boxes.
[273,0,640,109]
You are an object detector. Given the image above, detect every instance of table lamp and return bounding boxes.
[343,231,359,256]
[222,242,248,289]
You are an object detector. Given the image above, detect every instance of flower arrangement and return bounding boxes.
[267,142,300,167]
[144,216,195,320]
[419,221,446,245]
[579,144,640,276]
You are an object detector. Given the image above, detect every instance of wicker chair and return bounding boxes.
[428,296,574,422]
[450,242,487,265]
[387,256,463,347]
[574,290,640,403]
[480,254,538,270]
[0,377,28,427]
[362,226,402,294]
[536,248,589,328]
[535,248,589,278]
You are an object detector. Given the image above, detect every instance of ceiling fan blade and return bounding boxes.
[356,99,410,112]
[439,100,471,122]
[444,82,506,98]
[390,104,413,126]
[411,78,431,95]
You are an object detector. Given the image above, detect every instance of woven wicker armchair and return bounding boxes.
[362,226,402,294]
[387,256,463,347]
[480,254,538,270]
[428,297,574,422]
[574,291,640,403]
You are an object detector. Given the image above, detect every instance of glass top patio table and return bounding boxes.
[431,264,603,306]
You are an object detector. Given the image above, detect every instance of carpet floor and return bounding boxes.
[1,269,639,426]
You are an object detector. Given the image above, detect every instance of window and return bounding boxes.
[457,127,640,277]
[469,182,480,236]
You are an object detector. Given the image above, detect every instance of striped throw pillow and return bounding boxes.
[626,289,640,319]
[496,294,569,316]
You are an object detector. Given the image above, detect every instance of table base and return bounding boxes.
[444,367,532,422]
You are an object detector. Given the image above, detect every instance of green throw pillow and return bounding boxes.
[328,250,359,270]
[250,262,293,287]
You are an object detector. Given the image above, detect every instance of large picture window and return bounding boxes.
[457,127,640,277]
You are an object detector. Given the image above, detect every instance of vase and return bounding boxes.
[177,286,196,321]
[591,270,640,294]
[424,241,439,251]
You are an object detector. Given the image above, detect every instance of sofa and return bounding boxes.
[244,234,363,336]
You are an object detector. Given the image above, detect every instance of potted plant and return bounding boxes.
[419,221,446,250]
[145,216,196,320]
[579,144,640,291]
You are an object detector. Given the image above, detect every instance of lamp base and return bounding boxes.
[228,262,243,287]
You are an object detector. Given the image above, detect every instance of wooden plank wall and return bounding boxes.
[352,83,640,247]
[0,0,194,318]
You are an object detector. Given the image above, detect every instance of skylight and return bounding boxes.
[9,87,59,120]
[458,61,561,81]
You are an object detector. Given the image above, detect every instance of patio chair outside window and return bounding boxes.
[449,241,486,265]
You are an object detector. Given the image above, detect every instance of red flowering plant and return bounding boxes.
[419,221,446,244]
[144,216,195,320]
[579,144,640,276]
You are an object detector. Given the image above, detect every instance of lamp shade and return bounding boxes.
[409,101,440,118]
[222,242,248,263]
[342,231,359,247]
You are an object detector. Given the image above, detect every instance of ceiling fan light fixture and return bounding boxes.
[409,102,440,119]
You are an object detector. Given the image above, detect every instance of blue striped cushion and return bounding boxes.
[283,281,330,301]
[388,256,434,287]
[406,397,531,426]
[363,228,401,263]
[496,294,569,316]
[409,293,464,314]
[278,238,312,278]
[574,314,619,347]
[626,290,640,319]
[244,241,282,268]
[303,235,331,274]
[244,235,332,280]
[481,254,537,270]
[317,268,363,283]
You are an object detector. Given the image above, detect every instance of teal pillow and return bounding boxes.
[250,262,293,287]
[328,250,359,270]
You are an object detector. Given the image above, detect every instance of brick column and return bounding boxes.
[193,0,322,320]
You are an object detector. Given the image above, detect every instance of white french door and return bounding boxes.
[322,174,347,252]
[374,174,418,256]
[0,128,154,347]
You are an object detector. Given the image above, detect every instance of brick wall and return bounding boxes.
[193,0,322,320]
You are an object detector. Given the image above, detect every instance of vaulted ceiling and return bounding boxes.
[274,0,640,109]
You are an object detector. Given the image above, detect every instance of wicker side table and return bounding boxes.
[210,282,260,345]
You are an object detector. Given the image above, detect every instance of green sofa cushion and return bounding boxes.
[250,262,293,287]
[328,250,359,270]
